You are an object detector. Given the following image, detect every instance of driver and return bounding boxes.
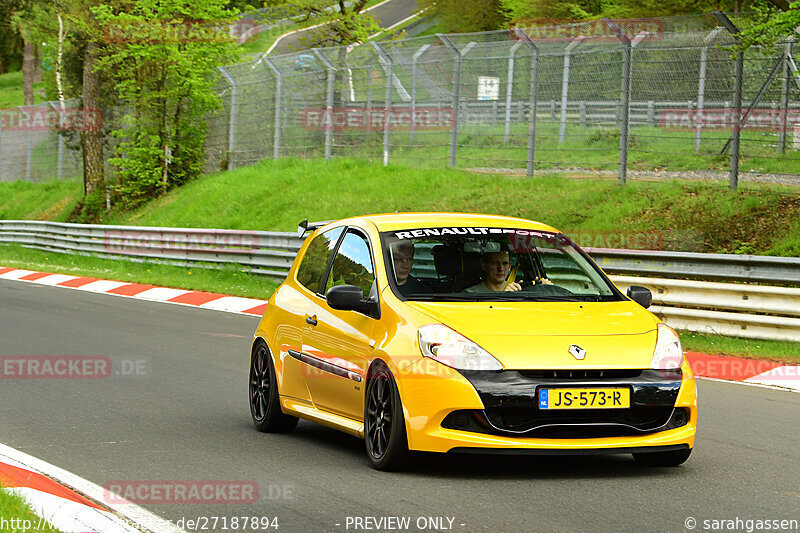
[465,251,522,292]
[390,240,426,296]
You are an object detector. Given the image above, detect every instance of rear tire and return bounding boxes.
[633,447,692,467]
[364,362,409,471]
[249,340,298,433]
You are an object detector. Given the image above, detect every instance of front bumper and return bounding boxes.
[395,359,697,454]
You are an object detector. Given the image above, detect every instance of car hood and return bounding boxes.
[405,300,659,370]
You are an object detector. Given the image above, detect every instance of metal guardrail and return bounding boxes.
[0,220,303,278]
[611,276,800,342]
[586,247,800,285]
[2,220,800,340]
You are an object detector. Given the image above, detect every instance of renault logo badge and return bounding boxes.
[569,344,586,360]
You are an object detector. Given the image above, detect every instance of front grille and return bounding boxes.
[518,369,642,380]
[442,407,690,439]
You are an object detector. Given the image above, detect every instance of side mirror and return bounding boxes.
[626,285,652,309]
[326,285,369,312]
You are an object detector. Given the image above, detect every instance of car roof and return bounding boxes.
[321,212,561,233]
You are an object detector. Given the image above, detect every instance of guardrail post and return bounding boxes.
[313,48,336,160]
[438,35,475,168]
[263,58,282,159]
[778,40,793,155]
[504,42,522,144]
[559,37,584,144]
[217,67,237,170]
[603,19,631,185]
[371,42,393,166]
[410,44,429,144]
[514,28,539,177]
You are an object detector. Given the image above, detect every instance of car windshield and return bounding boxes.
[381,227,622,302]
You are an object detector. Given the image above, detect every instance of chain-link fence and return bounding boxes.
[2,13,799,185]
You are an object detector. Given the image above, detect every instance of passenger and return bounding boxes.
[466,250,552,292]
[390,241,426,296]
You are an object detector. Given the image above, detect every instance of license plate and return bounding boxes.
[539,387,630,410]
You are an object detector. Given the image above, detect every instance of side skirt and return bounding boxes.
[281,396,364,438]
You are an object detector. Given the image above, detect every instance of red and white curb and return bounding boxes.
[0,266,268,317]
[686,352,799,392]
[0,443,185,533]
[1,267,799,393]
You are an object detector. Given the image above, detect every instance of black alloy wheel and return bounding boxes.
[249,340,298,432]
[364,362,409,470]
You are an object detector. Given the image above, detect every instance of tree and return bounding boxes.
[738,0,800,48]
[290,0,381,47]
[417,0,509,33]
[92,0,240,206]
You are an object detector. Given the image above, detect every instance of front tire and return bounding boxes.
[633,447,692,467]
[364,362,409,471]
[249,340,298,433]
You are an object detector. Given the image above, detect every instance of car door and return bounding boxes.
[279,225,345,404]
[301,228,378,420]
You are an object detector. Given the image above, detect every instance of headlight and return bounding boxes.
[651,323,684,370]
[418,324,503,371]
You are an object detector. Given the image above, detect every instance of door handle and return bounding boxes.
[305,315,318,326]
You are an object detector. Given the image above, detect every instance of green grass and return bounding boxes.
[0,180,82,221]
[96,157,800,257]
[0,244,278,300]
[0,486,64,533]
[680,331,800,364]
[0,71,46,109]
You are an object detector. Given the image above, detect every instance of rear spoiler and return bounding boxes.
[297,219,334,238]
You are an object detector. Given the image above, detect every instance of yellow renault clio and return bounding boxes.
[249,213,696,470]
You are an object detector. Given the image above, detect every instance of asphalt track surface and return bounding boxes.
[272,0,418,55]
[1,279,799,533]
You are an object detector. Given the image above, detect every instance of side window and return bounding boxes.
[296,227,344,294]
[325,231,375,296]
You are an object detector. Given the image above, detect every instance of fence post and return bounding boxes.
[695,27,723,152]
[263,58,282,159]
[372,42,393,167]
[410,44,429,144]
[313,48,336,160]
[217,67,237,170]
[504,42,522,144]
[559,37,584,144]
[514,28,538,177]
[714,12,742,190]
[579,101,586,127]
[778,40,793,155]
[604,19,632,185]
[366,59,373,136]
[16,106,33,181]
[48,101,65,179]
[438,35,475,168]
